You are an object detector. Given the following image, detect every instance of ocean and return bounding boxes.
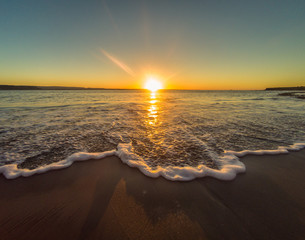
[0,90,304,180]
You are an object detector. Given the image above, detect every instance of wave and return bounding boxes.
[1,143,304,181]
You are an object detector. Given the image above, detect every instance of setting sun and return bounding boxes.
[144,77,163,92]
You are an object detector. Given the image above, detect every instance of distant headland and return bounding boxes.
[266,86,305,99]
[0,85,136,90]
[265,86,305,91]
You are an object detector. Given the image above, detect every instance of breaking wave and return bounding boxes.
[1,142,304,181]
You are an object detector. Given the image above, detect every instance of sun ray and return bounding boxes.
[100,49,135,77]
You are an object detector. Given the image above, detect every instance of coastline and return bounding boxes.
[2,143,304,181]
[1,150,305,239]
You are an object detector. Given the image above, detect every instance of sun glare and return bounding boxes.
[144,77,163,92]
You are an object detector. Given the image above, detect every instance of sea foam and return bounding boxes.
[1,142,304,181]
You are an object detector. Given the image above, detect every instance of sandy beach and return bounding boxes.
[0,150,305,240]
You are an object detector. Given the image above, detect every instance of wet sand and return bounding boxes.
[0,150,305,240]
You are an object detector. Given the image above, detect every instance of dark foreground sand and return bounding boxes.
[1,150,305,240]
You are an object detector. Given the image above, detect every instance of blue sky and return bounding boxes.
[1,0,305,89]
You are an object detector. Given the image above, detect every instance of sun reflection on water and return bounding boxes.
[147,92,159,126]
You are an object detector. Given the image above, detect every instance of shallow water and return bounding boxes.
[0,90,304,180]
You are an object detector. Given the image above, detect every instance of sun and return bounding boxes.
[144,76,163,92]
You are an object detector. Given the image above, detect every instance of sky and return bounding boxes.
[1,0,305,90]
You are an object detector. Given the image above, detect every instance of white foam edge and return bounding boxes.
[0,150,116,180]
[225,142,305,157]
[1,142,304,181]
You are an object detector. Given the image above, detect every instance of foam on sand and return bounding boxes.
[1,143,304,181]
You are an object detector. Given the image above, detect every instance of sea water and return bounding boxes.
[0,90,304,180]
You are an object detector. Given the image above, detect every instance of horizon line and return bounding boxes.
[0,84,270,91]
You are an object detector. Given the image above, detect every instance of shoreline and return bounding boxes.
[1,143,304,181]
[0,149,305,239]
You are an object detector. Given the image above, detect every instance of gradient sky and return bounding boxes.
[1,0,305,89]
